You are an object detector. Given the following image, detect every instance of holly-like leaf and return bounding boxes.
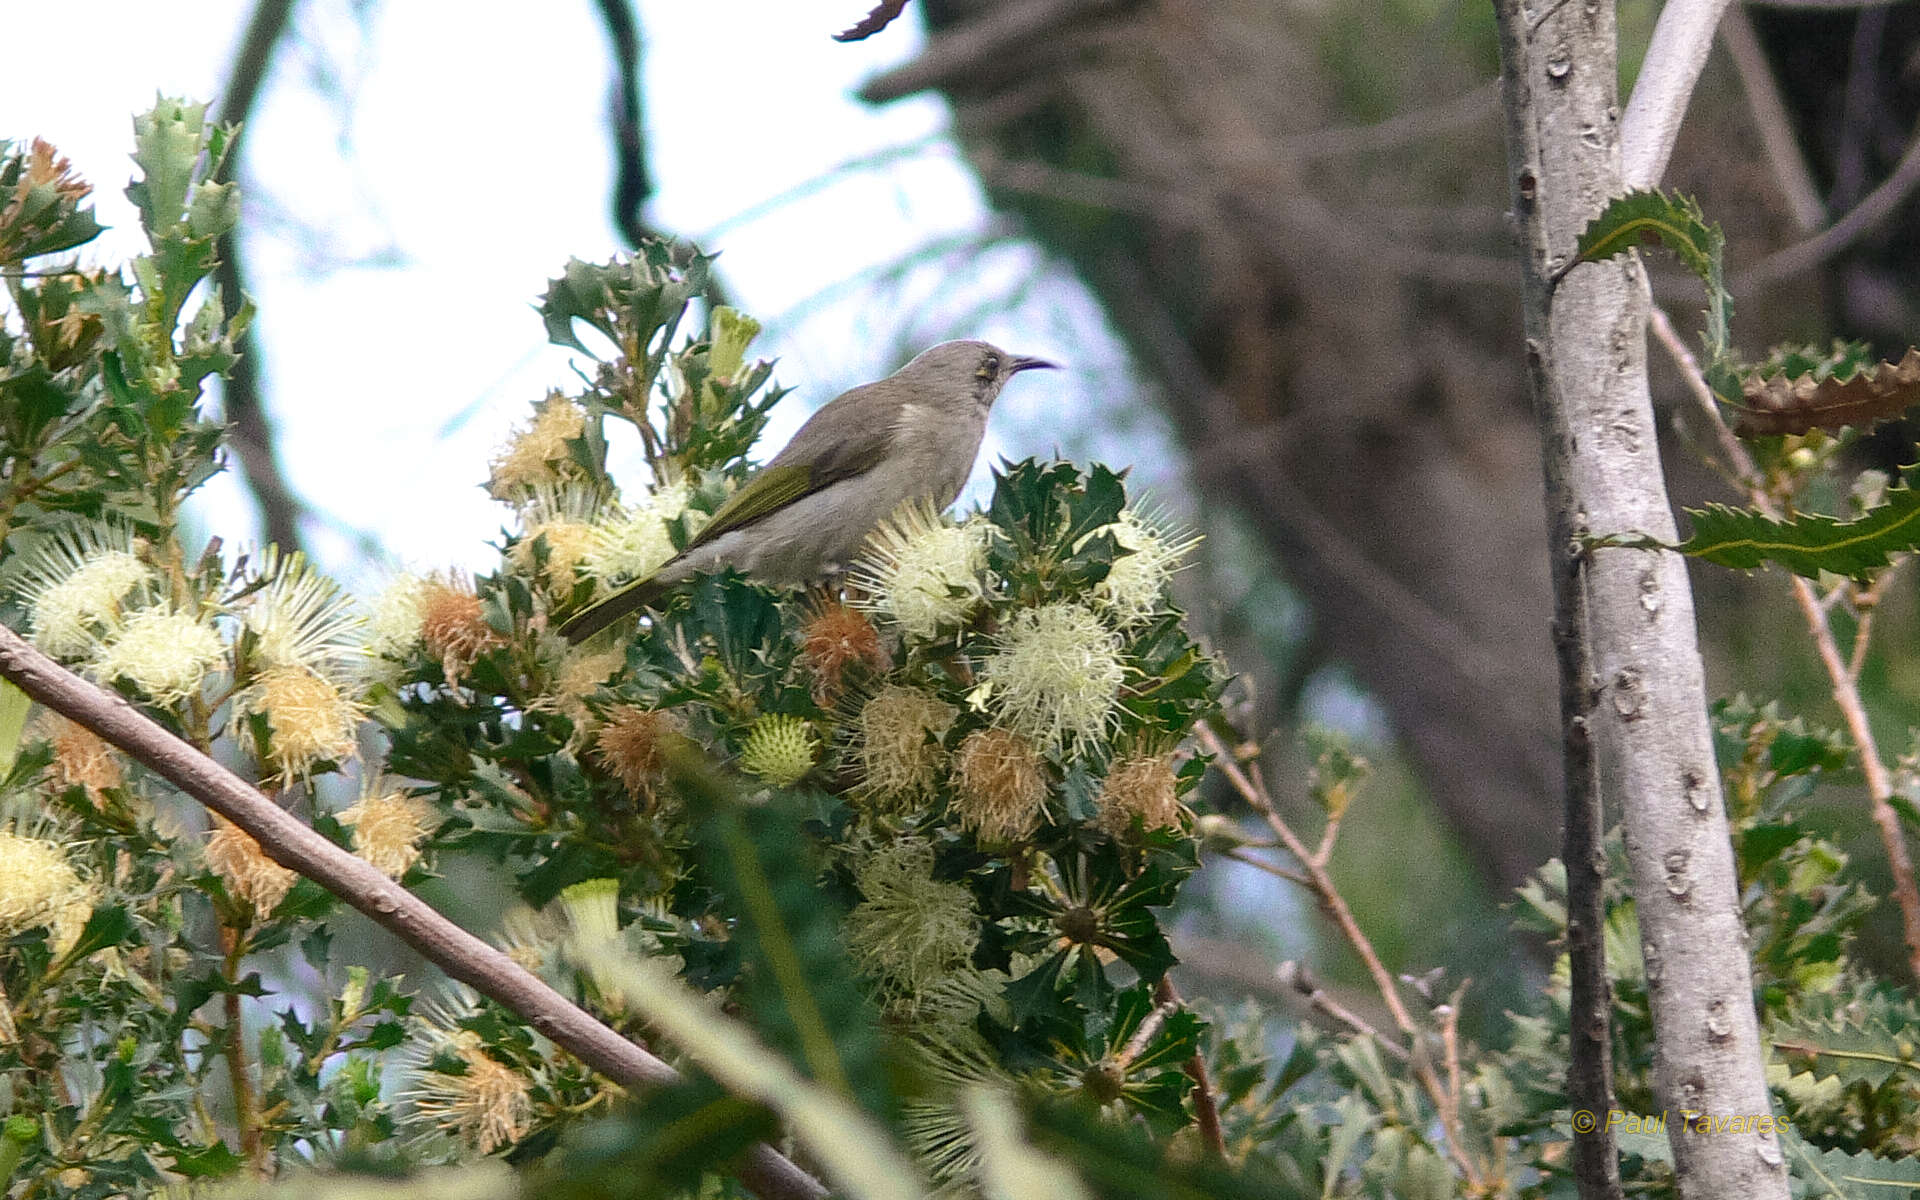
[1574,189,1735,398]
[1667,490,1920,581]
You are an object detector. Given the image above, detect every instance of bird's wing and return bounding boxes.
[682,384,895,551]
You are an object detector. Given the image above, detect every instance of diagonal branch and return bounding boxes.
[0,626,827,1200]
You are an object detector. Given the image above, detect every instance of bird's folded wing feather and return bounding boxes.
[682,388,895,550]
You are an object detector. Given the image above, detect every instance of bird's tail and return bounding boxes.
[558,575,670,643]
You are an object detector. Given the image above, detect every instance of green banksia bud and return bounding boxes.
[708,307,761,383]
[740,714,817,788]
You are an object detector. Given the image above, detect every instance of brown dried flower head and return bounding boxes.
[419,577,505,682]
[33,713,123,798]
[856,685,956,807]
[204,816,297,914]
[800,600,889,702]
[951,727,1047,843]
[1095,753,1183,837]
[410,1029,533,1153]
[595,705,684,803]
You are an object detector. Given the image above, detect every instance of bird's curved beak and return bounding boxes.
[1008,354,1059,374]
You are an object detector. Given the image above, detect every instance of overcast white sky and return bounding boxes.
[3,0,1162,589]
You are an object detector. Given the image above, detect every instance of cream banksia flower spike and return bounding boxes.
[5,521,155,659]
[204,816,298,914]
[487,392,587,499]
[852,501,992,641]
[400,988,534,1154]
[239,547,367,678]
[0,831,94,958]
[844,839,980,992]
[507,482,606,587]
[90,601,225,705]
[337,783,434,880]
[582,478,698,591]
[1081,505,1200,627]
[977,601,1125,757]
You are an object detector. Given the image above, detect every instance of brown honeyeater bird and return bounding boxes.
[557,340,1056,642]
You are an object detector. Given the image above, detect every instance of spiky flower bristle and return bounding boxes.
[978,601,1124,756]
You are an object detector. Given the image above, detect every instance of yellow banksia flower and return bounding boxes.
[488,392,587,498]
[856,685,957,806]
[740,714,816,788]
[406,1027,534,1154]
[338,786,434,880]
[595,705,683,804]
[951,728,1047,843]
[232,665,362,782]
[33,713,123,798]
[0,833,91,952]
[92,603,224,704]
[204,817,297,914]
[1095,752,1183,837]
[508,485,603,589]
[979,602,1124,756]
[583,480,697,591]
[545,646,626,733]
[1084,507,1199,627]
[8,523,154,659]
[853,502,991,641]
[800,600,889,703]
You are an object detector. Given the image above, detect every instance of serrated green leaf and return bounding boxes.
[1669,491,1920,581]
[1574,189,1734,398]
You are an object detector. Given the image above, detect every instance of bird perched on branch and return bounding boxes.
[558,339,1056,642]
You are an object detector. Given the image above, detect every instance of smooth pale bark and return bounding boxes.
[1493,2,1788,1197]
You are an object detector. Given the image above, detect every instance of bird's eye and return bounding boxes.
[977,354,1000,380]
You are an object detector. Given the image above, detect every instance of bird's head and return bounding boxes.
[897,339,1058,410]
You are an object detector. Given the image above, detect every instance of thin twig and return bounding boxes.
[1196,724,1482,1188]
[1274,961,1409,1062]
[1151,976,1226,1157]
[220,923,266,1173]
[1223,846,1311,888]
[1738,114,1920,289]
[1720,5,1825,233]
[0,627,828,1200]
[1651,304,1920,984]
[1620,0,1736,188]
